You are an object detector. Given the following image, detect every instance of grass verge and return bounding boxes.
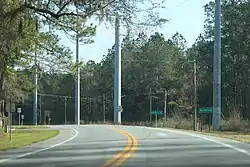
[160,121,250,144]
[193,130,250,144]
[0,130,59,151]
[161,126,250,143]
[12,125,49,129]
[120,118,250,144]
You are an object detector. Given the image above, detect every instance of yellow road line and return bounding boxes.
[112,129,138,167]
[101,127,137,167]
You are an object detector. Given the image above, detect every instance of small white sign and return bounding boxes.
[21,115,24,119]
[118,106,123,113]
[17,108,21,113]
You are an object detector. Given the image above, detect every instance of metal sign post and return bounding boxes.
[155,114,158,128]
[151,110,163,128]
[6,102,15,141]
[17,108,21,126]
[198,107,213,132]
[21,115,24,125]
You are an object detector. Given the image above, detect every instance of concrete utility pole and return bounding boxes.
[64,97,67,124]
[39,95,42,124]
[213,0,221,130]
[103,94,106,122]
[149,88,152,122]
[75,5,80,125]
[114,13,122,125]
[33,18,38,126]
[9,103,12,141]
[193,60,197,131]
[89,98,92,121]
[164,90,167,123]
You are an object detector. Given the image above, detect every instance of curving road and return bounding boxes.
[1,125,250,167]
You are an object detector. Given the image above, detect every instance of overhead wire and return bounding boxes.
[175,0,190,8]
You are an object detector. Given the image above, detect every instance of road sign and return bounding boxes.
[151,110,163,115]
[198,107,213,113]
[17,108,21,113]
[118,106,123,113]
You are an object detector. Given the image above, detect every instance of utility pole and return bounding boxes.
[103,94,106,122]
[89,98,92,122]
[74,4,80,125]
[149,88,152,122]
[33,18,38,126]
[64,96,67,124]
[164,90,167,123]
[9,102,12,141]
[114,13,122,125]
[213,0,221,130]
[39,95,42,125]
[193,60,197,131]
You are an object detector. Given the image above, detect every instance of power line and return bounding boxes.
[38,93,101,100]
[121,60,195,63]
[175,0,190,8]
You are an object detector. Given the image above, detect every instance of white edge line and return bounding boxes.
[128,125,250,156]
[0,128,79,164]
[156,132,168,137]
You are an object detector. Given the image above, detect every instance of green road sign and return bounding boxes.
[198,107,213,113]
[151,110,163,115]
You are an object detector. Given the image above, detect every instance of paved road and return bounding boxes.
[1,125,250,167]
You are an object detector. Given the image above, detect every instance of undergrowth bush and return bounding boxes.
[163,117,192,130]
[220,109,250,132]
[78,107,250,133]
[161,107,250,132]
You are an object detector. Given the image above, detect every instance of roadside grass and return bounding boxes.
[159,112,250,144]
[0,130,59,151]
[78,110,250,144]
[193,130,250,143]
[159,125,250,144]
[12,125,49,129]
[118,111,250,144]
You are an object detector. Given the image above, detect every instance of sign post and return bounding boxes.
[6,102,15,141]
[156,114,157,127]
[21,115,24,125]
[151,110,163,128]
[198,107,213,132]
[44,110,50,125]
[48,116,51,125]
[17,108,21,126]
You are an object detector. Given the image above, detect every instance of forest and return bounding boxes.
[1,0,250,131]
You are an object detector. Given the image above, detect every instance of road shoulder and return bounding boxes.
[153,126,250,155]
[121,125,250,156]
[0,127,77,163]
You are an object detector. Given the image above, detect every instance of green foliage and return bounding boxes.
[0,0,167,106]
[4,68,33,102]
[4,0,250,127]
[29,0,250,125]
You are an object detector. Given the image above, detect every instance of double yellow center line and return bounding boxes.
[102,127,138,167]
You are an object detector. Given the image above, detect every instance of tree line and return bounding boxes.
[2,1,250,128]
[0,0,166,125]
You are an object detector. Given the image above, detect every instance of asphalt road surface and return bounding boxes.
[1,125,250,167]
